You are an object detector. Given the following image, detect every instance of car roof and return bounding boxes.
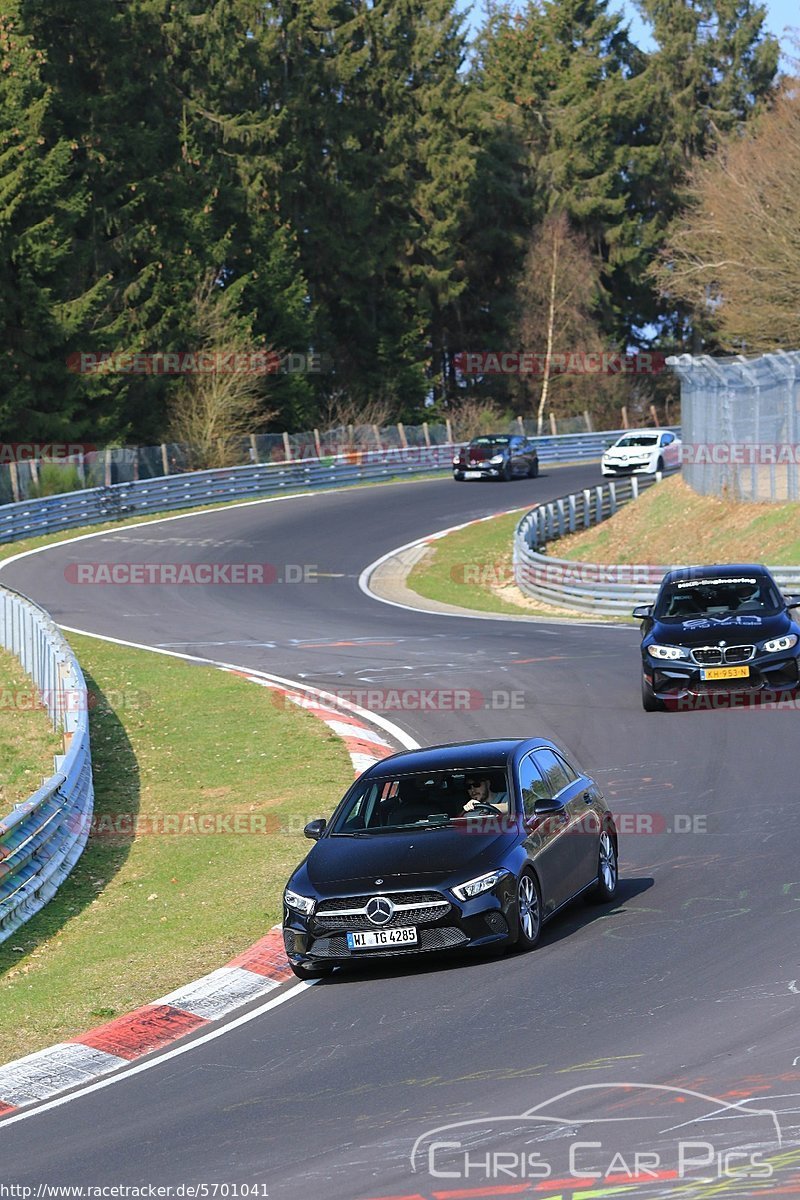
[364,738,547,777]
[660,563,770,585]
[614,428,672,437]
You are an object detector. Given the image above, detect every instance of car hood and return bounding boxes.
[302,826,513,892]
[649,611,793,645]
[605,444,656,457]
[459,445,496,463]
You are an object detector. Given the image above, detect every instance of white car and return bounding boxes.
[601,429,681,477]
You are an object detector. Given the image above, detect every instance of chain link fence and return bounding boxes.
[0,414,608,505]
[668,350,800,503]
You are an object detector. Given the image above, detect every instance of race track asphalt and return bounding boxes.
[2,463,799,1199]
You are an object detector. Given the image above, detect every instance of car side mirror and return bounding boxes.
[632,604,653,620]
[783,595,800,610]
[304,818,327,840]
[532,797,562,815]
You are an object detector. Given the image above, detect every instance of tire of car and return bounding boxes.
[528,459,539,478]
[590,829,618,903]
[641,675,665,712]
[500,461,513,482]
[454,472,465,481]
[514,869,542,951]
[290,961,335,981]
[656,456,664,473]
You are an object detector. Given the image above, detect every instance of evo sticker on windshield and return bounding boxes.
[682,616,763,629]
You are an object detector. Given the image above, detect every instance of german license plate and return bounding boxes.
[465,470,483,479]
[701,666,750,680]
[347,927,418,950]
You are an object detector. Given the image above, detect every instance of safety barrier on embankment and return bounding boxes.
[514,476,800,616]
[0,429,670,545]
[0,587,93,944]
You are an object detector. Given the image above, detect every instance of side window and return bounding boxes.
[510,437,523,451]
[518,754,549,816]
[532,749,572,798]
[553,751,578,783]
[662,433,674,445]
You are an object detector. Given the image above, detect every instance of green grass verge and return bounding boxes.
[0,634,355,1062]
[406,512,619,621]
[0,648,62,811]
[556,475,800,565]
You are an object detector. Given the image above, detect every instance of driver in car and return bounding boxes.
[463,776,510,814]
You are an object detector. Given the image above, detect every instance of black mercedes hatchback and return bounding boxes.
[635,564,800,711]
[282,738,618,978]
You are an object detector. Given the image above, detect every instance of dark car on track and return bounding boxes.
[453,435,539,482]
[282,738,618,978]
[635,564,800,711]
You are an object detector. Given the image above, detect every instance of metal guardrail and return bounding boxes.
[0,429,655,545]
[514,476,800,615]
[0,587,93,943]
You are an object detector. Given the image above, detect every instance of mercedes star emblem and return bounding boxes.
[365,896,394,926]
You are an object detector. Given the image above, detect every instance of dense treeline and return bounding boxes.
[0,0,780,443]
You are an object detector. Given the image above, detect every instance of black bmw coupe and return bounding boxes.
[282,738,618,978]
[635,564,800,711]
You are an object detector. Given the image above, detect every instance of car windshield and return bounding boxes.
[613,434,659,447]
[328,768,510,834]
[470,436,509,447]
[655,574,784,621]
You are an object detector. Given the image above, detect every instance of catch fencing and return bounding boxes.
[668,350,800,503]
[0,413,604,504]
[514,477,800,615]
[0,430,647,546]
[0,588,93,944]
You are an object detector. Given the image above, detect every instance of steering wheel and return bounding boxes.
[464,801,502,815]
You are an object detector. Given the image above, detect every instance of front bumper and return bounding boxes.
[644,652,800,703]
[283,884,515,968]
[602,460,655,475]
[453,464,503,479]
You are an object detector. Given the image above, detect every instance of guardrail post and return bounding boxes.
[609,481,617,514]
[567,494,576,532]
[583,489,591,527]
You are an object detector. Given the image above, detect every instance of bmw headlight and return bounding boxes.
[452,869,507,901]
[648,644,688,660]
[763,634,798,653]
[284,888,315,916]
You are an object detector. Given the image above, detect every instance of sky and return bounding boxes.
[458,0,799,67]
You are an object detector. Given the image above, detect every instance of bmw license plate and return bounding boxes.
[465,470,483,479]
[347,927,418,950]
[701,666,750,680]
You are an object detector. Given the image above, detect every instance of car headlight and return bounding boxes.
[452,869,507,901]
[284,888,315,915]
[648,644,688,660]
[489,454,504,464]
[763,634,798,653]
[452,456,460,465]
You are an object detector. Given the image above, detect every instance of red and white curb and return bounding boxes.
[0,668,408,1118]
[0,928,291,1113]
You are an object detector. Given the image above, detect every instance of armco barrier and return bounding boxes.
[0,430,672,546]
[514,476,800,615]
[0,587,93,943]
